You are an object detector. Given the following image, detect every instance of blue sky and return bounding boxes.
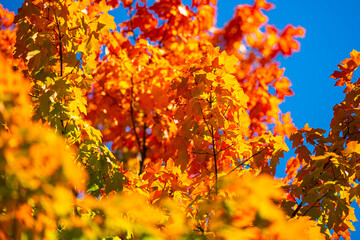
[3,0,360,237]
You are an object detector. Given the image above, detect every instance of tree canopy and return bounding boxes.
[0,1,359,239]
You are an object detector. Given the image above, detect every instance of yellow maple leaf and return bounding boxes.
[343,141,360,155]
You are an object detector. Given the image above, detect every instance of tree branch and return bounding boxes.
[129,77,148,175]
[139,122,147,174]
[53,7,66,135]
[302,193,328,217]
[290,170,341,218]
[290,200,304,218]
[226,148,267,175]
[196,95,218,194]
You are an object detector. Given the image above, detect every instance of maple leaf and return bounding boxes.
[342,141,360,155]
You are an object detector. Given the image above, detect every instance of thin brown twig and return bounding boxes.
[130,77,143,160]
[191,150,213,155]
[53,8,67,135]
[216,144,233,156]
[139,122,147,174]
[302,192,329,217]
[290,171,342,218]
[226,148,267,175]
[196,98,218,193]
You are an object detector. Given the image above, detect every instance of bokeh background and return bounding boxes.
[2,0,360,238]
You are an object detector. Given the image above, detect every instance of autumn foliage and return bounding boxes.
[0,0,359,239]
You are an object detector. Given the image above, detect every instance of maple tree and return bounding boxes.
[0,0,359,239]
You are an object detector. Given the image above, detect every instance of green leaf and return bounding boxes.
[86,183,100,194]
[38,90,53,117]
[104,171,125,194]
